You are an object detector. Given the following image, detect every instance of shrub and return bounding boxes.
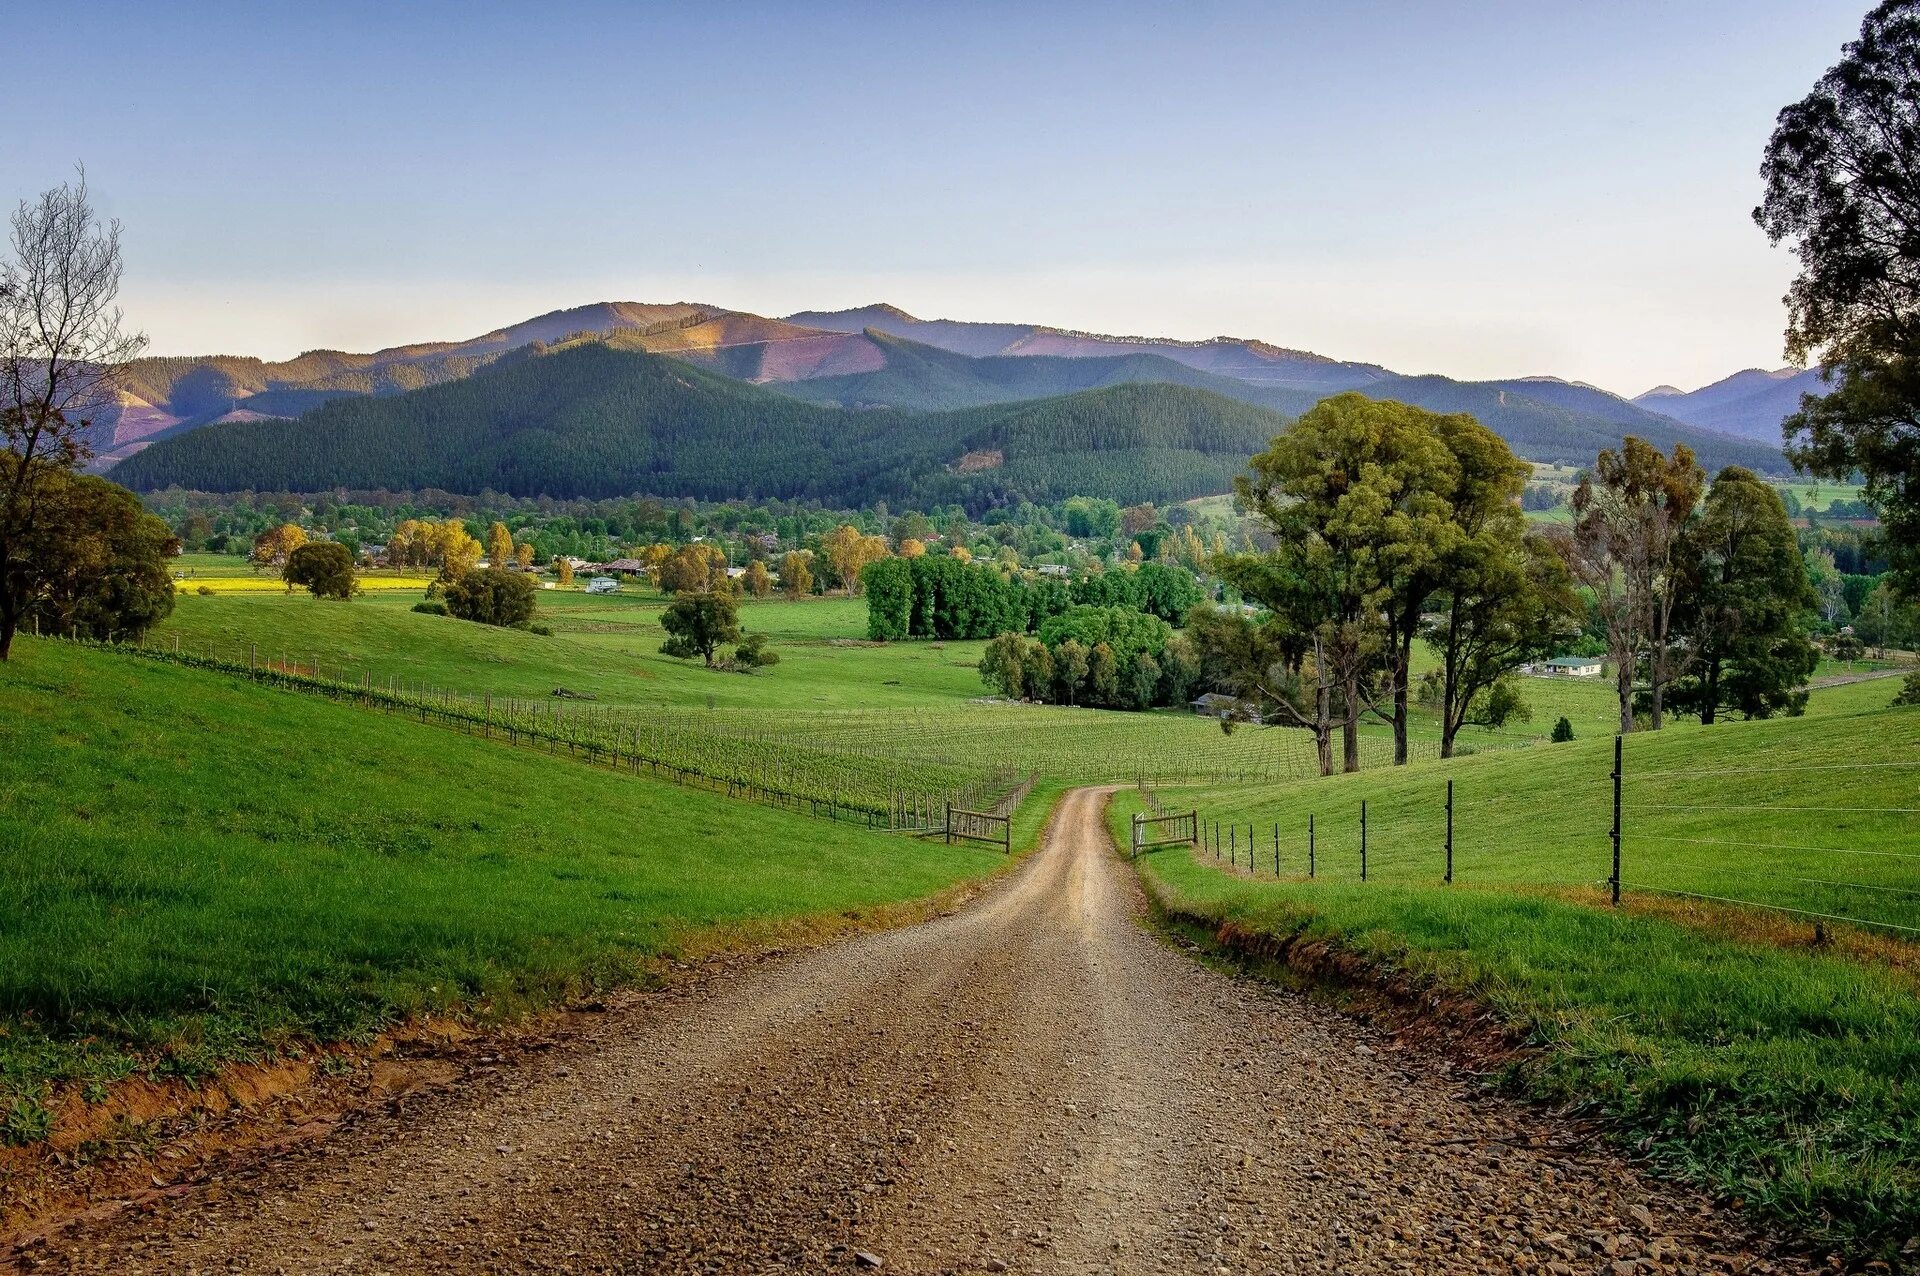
[529,623,553,636]
[1893,671,1920,708]
[443,568,537,628]
[196,585,214,596]
[732,632,778,670]
[1551,715,1575,742]
[411,601,447,616]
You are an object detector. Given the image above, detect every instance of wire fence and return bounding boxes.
[1140,731,1920,940]
[61,636,1026,835]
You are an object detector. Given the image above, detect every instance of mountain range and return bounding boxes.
[1632,367,1827,444]
[101,301,1799,504]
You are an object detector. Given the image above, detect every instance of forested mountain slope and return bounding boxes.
[109,342,1292,510]
[1634,367,1829,445]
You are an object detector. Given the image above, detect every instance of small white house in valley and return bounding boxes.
[1530,655,1605,677]
[585,576,621,595]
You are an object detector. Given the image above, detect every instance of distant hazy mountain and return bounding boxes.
[1633,368,1828,445]
[775,331,1781,474]
[91,301,721,466]
[784,304,1390,391]
[111,341,1292,511]
[94,297,1792,490]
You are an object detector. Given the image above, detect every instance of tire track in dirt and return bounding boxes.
[28,787,1808,1274]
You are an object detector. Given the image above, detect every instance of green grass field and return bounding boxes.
[1133,700,1920,931]
[0,639,1049,1138]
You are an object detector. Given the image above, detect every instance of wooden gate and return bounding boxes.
[1130,810,1198,860]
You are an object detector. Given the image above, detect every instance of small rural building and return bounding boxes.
[1036,563,1071,578]
[1540,655,1605,677]
[597,557,648,575]
[1190,692,1261,722]
[585,576,621,595]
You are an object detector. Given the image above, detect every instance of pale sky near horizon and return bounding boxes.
[2,1,1871,397]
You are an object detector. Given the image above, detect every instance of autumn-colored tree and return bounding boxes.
[899,537,927,558]
[779,550,814,599]
[386,519,428,567]
[515,541,534,570]
[251,523,307,570]
[554,556,576,587]
[952,545,973,564]
[436,523,483,581]
[821,524,888,595]
[742,560,772,598]
[485,521,513,569]
[658,542,729,594]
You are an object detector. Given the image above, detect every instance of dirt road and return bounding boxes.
[32,787,1802,1274]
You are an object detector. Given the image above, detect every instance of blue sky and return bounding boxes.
[2,1,1869,395]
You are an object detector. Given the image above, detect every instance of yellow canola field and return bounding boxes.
[174,575,437,594]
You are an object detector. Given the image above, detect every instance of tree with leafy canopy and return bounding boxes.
[742,560,772,598]
[1551,715,1575,742]
[821,525,888,596]
[1560,438,1705,733]
[1667,467,1819,723]
[1757,2,1920,602]
[443,567,536,628]
[251,522,307,570]
[1225,393,1459,771]
[485,521,512,570]
[1086,641,1121,708]
[779,550,813,600]
[1,171,148,661]
[436,523,483,581]
[9,463,174,642]
[980,631,1031,699]
[283,541,357,600]
[554,556,575,587]
[1052,637,1090,705]
[659,591,740,667]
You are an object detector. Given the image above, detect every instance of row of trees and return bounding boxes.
[862,554,1206,642]
[1185,397,1826,776]
[1561,448,1816,729]
[979,607,1203,710]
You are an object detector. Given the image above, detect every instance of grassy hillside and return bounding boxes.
[1112,700,1920,1255]
[0,640,1044,1129]
[111,341,1292,511]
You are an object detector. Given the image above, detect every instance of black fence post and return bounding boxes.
[1445,780,1454,885]
[1273,823,1279,876]
[1308,814,1316,878]
[1610,734,1623,907]
[1360,800,1368,882]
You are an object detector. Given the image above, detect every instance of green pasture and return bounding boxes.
[0,640,1047,1131]
[1134,699,1920,931]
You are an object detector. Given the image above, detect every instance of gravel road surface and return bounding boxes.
[30,786,1805,1274]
